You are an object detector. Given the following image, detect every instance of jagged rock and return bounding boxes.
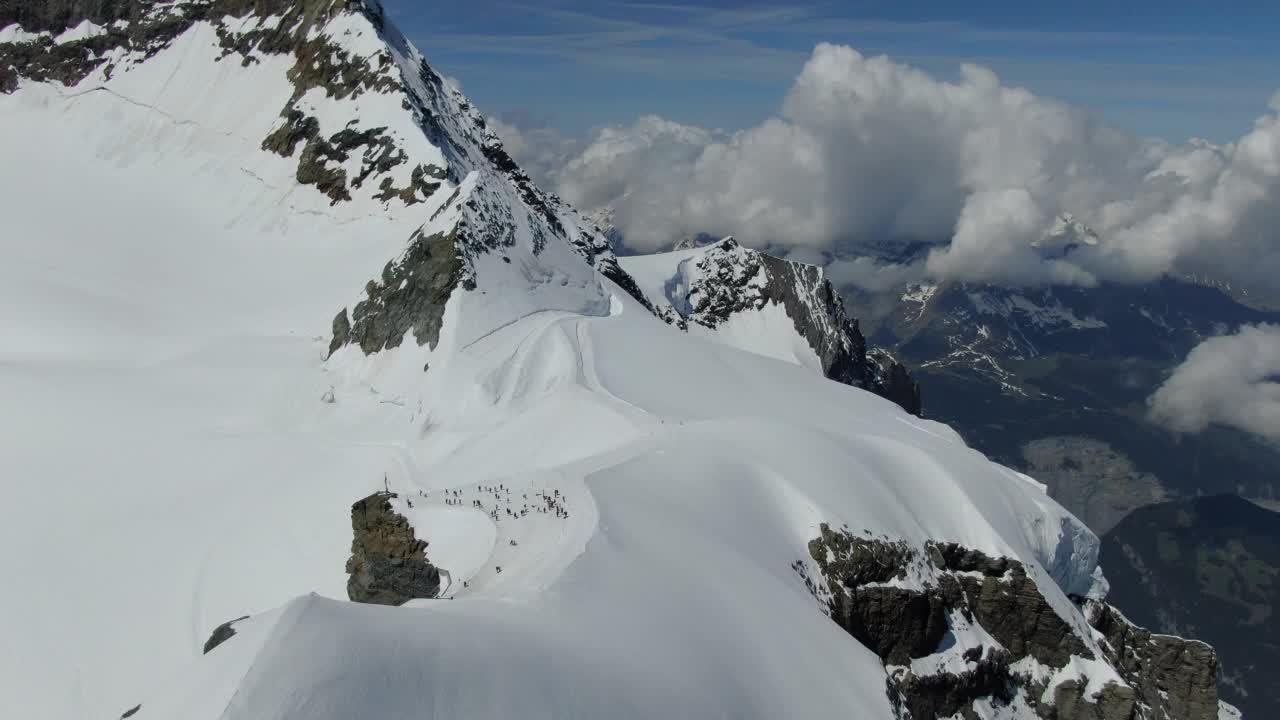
[345,491,440,605]
[865,348,923,413]
[1048,679,1136,720]
[630,238,923,415]
[889,650,1014,720]
[332,228,465,354]
[927,541,1012,576]
[949,565,1090,668]
[328,308,351,356]
[835,586,949,665]
[808,526,944,664]
[202,614,250,654]
[809,523,916,586]
[1086,601,1219,720]
[806,526,1223,720]
[877,360,922,417]
[262,109,320,157]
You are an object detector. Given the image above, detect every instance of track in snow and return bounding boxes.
[383,299,674,602]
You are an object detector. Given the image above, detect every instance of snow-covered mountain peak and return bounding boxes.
[2,0,628,345]
[1034,212,1101,257]
[672,232,722,250]
[620,238,923,413]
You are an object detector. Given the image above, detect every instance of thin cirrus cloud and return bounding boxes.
[1149,324,1280,442]
[491,43,1280,298]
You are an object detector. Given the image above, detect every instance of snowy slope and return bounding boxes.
[0,2,1222,719]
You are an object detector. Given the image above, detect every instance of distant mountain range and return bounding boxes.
[853,275,1280,534]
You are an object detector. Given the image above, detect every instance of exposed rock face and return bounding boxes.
[804,524,1222,720]
[945,563,1089,668]
[329,228,464,356]
[638,238,923,415]
[889,649,1013,720]
[868,349,923,417]
[345,491,441,605]
[202,614,250,654]
[1086,601,1219,720]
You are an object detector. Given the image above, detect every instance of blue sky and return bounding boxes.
[385,1,1278,143]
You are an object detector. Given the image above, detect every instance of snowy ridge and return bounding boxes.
[0,2,1224,719]
[620,237,920,412]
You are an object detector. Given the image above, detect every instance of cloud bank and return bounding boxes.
[1149,324,1280,442]
[492,43,1280,295]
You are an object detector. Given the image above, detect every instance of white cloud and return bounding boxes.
[504,43,1280,295]
[486,115,580,189]
[824,257,926,293]
[1149,324,1280,441]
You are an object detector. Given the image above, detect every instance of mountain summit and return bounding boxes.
[0,2,1233,719]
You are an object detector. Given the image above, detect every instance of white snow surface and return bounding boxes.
[0,5,1107,719]
[1219,700,1243,720]
[53,18,108,44]
[0,23,50,43]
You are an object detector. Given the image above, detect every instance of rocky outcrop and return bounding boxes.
[202,614,250,654]
[2,0,348,91]
[946,568,1090,669]
[328,228,465,356]
[804,525,1222,720]
[647,238,923,415]
[889,650,1014,720]
[1086,601,1219,720]
[868,351,923,417]
[345,491,441,605]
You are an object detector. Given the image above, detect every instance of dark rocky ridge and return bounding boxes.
[655,238,922,415]
[805,524,1222,719]
[1086,601,1219,720]
[330,228,464,355]
[202,614,250,654]
[869,351,923,417]
[345,491,441,605]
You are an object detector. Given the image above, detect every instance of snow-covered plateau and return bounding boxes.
[0,1,1234,718]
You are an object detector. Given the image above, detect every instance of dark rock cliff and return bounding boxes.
[1086,601,1219,720]
[804,524,1223,720]
[329,228,465,356]
[346,491,441,605]
[202,614,250,654]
